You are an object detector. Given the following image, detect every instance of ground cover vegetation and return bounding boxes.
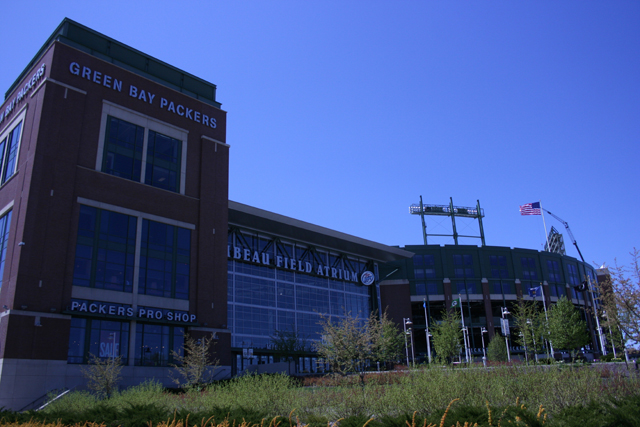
[2,364,639,427]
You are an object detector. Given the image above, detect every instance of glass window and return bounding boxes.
[0,118,23,185]
[73,206,136,292]
[547,260,561,282]
[67,317,130,364]
[145,131,181,192]
[426,281,442,295]
[0,210,11,290]
[101,114,185,193]
[138,219,191,299]
[521,257,538,280]
[135,323,184,366]
[567,264,579,286]
[102,117,144,181]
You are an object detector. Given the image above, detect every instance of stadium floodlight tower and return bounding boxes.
[410,196,486,246]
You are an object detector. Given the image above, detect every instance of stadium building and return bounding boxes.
[0,19,602,409]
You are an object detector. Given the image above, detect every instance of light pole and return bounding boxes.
[586,277,607,356]
[501,307,511,362]
[403,317,412,367]
[461,326,471,364]
[423,299,432,364]
[480,327,487,367]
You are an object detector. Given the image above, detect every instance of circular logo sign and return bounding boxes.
[360,271,375,286]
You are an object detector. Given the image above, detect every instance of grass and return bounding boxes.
[7,364,638,427]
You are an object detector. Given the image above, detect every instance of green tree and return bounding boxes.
[511,298,546,362]
[316,313,372,375]
[81,354,123,398]
[598,249,640,348]
[170,334,219,388]
[369,310,405,368]
[430,309,462,364]
[547,296,589,357]
[316,310,404,375]
[487,334,508,362]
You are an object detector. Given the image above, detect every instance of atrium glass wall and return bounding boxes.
[227,229,375,354]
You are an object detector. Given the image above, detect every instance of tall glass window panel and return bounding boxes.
[547,260,561,283]
[102,117,144,182]
[0,120,22,184]
[139,219,191,299]
[135,323,184,366]
[521,258,538,280]
[0,211,11,290]
[145,131,181,192]
[567,264,579,286]
[67,318,129,364]
[73,206,136,292]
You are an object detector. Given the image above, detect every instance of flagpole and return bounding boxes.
[539,200,551,252]
[423,299,432,363]
[540,284,554,357]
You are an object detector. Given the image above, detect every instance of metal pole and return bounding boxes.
[423,299,432,363]
[586,277,607,355]
[481,327,487,367]
[540,285,554,357]
[403,318,410,367]
[502,307,511,362]
[460,294,469,363]
[409,325,415,367]
[419,195,427,245]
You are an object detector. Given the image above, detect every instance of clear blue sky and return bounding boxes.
[2,1,638,269]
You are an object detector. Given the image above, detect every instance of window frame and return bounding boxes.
[0,205,12,290]
[97,102,188,194]
[0,109,26,187]
[73,198,195,299]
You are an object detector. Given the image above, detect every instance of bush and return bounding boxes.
[487,335,508,362]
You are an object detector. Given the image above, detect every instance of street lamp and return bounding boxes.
[403,318,414,367]
[423,299,432,364]
[501,307,511,362]
[480,327,487,367]
[461,326,470,364]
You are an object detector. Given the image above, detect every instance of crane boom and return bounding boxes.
[542,209,585,263]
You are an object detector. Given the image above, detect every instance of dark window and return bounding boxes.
[547,260,561,282]
[73,206,136,292]
[521,257,538,280]
[135,323,184,366]
[67,318,130,364]
[102,117,144,181]
[567,264,579,286]
[0,120,22,185]
[0,211,11,290]
[102,116,183,193]
[145,131,182,192]
[138,219,191,299]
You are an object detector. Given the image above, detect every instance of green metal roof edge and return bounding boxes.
[5,18,221,109]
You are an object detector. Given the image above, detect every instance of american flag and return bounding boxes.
[519,202,541,215]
